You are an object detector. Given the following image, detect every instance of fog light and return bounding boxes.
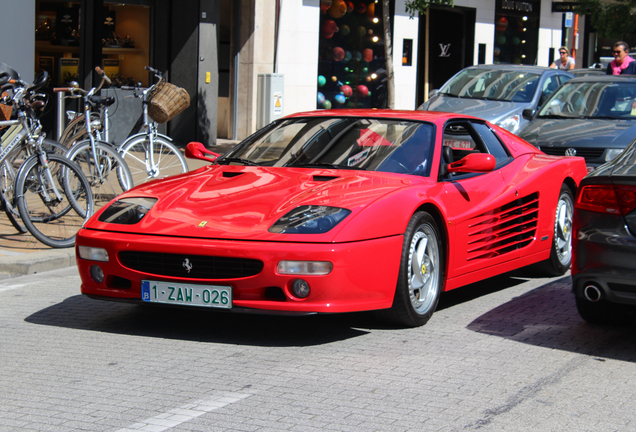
[291,279,310,298]
[90,265,104,283]
[277,260,333,275]
[78,246,109,262]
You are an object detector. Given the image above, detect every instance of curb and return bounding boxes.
[0,249,76,278]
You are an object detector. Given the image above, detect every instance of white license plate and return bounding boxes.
[141,280,232,309]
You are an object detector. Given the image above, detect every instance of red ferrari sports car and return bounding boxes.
[76,110,587,327]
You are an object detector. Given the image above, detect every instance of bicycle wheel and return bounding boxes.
[119,135,188,185]
[15,154,93,248]
[0,139,67,234]
[65,139,133,212]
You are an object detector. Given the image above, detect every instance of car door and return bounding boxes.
[438,120,533,282]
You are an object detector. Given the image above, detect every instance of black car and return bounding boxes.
[572,142,636,324]
[519,76,636,168]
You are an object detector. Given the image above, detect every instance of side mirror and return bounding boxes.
[522,108,535,121]
[185,142,220,163]
[447,153,496,174]
[428,89,439,99]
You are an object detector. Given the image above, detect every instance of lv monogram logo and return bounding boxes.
[439,43,451,57]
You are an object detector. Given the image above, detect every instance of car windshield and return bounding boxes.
[438,68,541,103]
[538,81,636,119]
[220,117,435,176]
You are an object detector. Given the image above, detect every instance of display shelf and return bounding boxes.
[36,41,142,55]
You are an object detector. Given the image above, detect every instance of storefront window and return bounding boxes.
[494,0,540,65]
[35,1,150,86]
[317,0,387,109]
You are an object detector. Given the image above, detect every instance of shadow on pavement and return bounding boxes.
[25,294,375,347]
[466,276,636,363]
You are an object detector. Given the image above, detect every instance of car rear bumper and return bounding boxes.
[572,209,636,305]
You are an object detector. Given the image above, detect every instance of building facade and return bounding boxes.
[1,0,586,145]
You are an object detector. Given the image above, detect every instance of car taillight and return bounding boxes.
[576,184,636,215]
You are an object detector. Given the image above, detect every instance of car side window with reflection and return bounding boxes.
[441,121,510,179]
[471,123,511,167]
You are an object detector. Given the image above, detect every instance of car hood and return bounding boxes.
[85,165,427,242]
[519,118,636,149]
[421,94,529,123]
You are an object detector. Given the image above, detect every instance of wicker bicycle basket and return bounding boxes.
[148,80,190,123]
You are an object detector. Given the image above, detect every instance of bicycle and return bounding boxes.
[57,65,188,186]
[0,70,94,248]
[55,67,133,212]
[117,65,188,185]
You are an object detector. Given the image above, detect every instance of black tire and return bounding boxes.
[1,139,66,234]
[387,211,445,327]
[65,139,133,212]
[575,297,635,325]
[539,184,574,276]
[119,136,188,185]
[15,154,93,248]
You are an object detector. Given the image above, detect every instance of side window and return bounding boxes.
[540,76,561,104]
[558,74,572,85]
[441,121,510,179]
[471,123,511,167]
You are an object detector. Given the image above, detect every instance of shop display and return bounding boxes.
[317,0,387,109]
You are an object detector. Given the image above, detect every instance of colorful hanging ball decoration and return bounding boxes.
[323,100,332,110]
[335,94,346,104]
[357,85,369,97]
[322,20,339,39]
[328,0,347,19]
[331,76,338,82]
[357,26,367,37]
[354,51,362,60]
[333,46,345,61]
[355,2,366,14]
[320,0,332,13]
[340,25,350,36]
[362,48,374,62]
[494,47,501,56]
[496,34,506,45]
[347,1,354,12]
[366,2,375,18]
[318,75,326,87]
[345,50,352,61]
[495,17,508,32]
[318,92,326,105]
[340,85,353,97]
[512,36,521,45]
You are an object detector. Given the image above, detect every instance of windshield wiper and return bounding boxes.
[582,115,621,120]
[293,163,364,170]
[538,114,571,119]
[217,157,259,166]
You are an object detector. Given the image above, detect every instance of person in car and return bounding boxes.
[607,41,636,75]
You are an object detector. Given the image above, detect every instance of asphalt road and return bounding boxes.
[1,266,635,431]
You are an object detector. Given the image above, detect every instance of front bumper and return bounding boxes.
[76,229,404,314]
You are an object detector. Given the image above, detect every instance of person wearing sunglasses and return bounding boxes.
[607,41,636,75]
[550,46,575,70]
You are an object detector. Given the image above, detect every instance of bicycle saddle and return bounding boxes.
[88,96,115,107]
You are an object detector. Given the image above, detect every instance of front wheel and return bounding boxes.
[387,211,445,327]
[119,136,188,185]
[15,154,93,248]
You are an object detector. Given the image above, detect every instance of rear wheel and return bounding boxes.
[387,211,445,327]
[575,297,635,325]
[65,140,133,212]
[539,184,574,276]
